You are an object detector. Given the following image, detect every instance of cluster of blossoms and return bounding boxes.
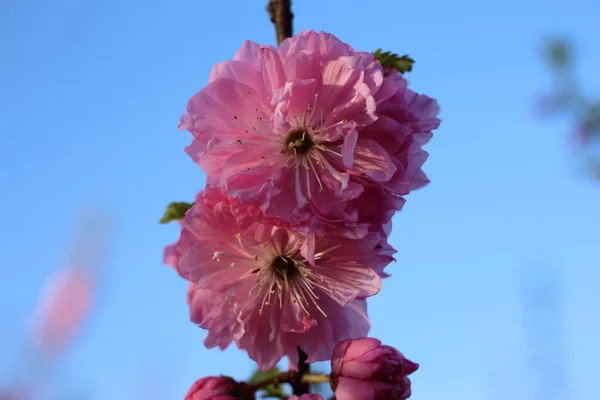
[185,338,418,400]
[165,30,440,399]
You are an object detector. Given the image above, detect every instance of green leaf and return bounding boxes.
[248,367,287,399]
[373,49,415,73]
[159,202,194,224]
[583,102,600,133]
[546,39,571,67]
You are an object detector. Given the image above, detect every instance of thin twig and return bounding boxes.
[249,370,331,392]
[266,0,293,45]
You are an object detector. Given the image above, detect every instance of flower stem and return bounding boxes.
[301,374,331,384]
[249,372,331,391]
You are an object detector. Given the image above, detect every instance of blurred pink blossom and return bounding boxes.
[28,268,94,355]
[592,161,600,180]
[0,388,28,400]
[575,123,592,145]
[26,210,111,358]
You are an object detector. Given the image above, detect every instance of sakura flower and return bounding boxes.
[164,186,394,370]
[180,30,440,237]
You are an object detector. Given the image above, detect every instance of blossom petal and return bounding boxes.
[259,46,287,94]
[316,266,381,306]
[352,139,397,182]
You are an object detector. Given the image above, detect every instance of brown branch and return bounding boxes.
[292,347,310,395]
[266,0,293,45]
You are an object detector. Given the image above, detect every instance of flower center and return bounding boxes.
[285,129,313,154]
[270,255,299,281]
[249,248,331,319]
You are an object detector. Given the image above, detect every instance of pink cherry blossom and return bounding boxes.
[179,30,440,237]
[289,395,324,400]
[184,376,255,400]
[164,186,394,370]
[331,337,418,400]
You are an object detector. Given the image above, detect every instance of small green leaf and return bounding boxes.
[373,49,415,73]
[546,39,571,67]
[248,367,280,384]
[159,202,194,224]
[583,102,600,133]
[248,367,286,399]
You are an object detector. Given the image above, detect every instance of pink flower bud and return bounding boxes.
[289,395,324,400]
[185,376,255,400]
[331,338,419,400]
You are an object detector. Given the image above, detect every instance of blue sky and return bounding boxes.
[1,0,599,399]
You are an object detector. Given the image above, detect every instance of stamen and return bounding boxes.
[325,148,343,158]
[320,119,348,133]
[235,233,244,248]
[306,93,319,126]
[317,156,347,187]
[259,283,271,315]
[302,158,311,199]
[306,156,324,192]
[314,244,343,259]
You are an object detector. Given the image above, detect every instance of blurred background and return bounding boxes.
[1,0,598,398]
